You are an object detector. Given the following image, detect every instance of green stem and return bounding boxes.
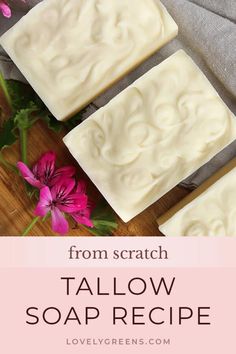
[19,128,28,164]
[22,216,40,236]
[0,151,18,173]
[42,213,50,222]
[0,71,12,106]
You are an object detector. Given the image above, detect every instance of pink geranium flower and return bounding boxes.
[35,178,88,235]
[71,181,94,228]
[17,151,76,189]
[17,151,96,236]
[0,1,11,17]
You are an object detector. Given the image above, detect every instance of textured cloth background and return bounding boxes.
[0,0,235,188]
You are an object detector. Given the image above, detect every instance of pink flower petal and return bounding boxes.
[51,178,75,200]
[51,207,69,235]
[17,161,43,189]
[0,2,11,18]
[76,180,87,194]
[55,166,76,178]
[34,186,52,217]
[58,193,88,213]
[32,162,40,179]
[49,165,76,186]
[37,151,56,182]
[72,210,94,228]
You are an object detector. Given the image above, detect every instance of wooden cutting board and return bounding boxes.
[0,120,189,236]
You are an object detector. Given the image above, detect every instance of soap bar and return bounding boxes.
[63,50,236,222]
[158,159,236,236]
[0,0,178,121]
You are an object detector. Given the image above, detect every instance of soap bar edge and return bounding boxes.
[157,157,236,228]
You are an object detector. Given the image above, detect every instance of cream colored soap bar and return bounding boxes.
[158,159,236,236]
[63,50,236,222]
[0,0,178,121]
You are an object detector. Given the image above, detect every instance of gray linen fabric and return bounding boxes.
[0,0,235,188]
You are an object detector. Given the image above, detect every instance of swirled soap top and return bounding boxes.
[0,0,178,121]
[63,50,236,223]
[159,163,236,236]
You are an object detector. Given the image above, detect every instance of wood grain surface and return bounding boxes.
[0,120,189,236]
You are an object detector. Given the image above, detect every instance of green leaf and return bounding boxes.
[39,112,64,133]
[6,80,37,113]
[39,110,83,134]
[26,185,39,199]
[3,75,83,133]
[86,201,118,236]
[0,118,17,150]
[14,104,38,130]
